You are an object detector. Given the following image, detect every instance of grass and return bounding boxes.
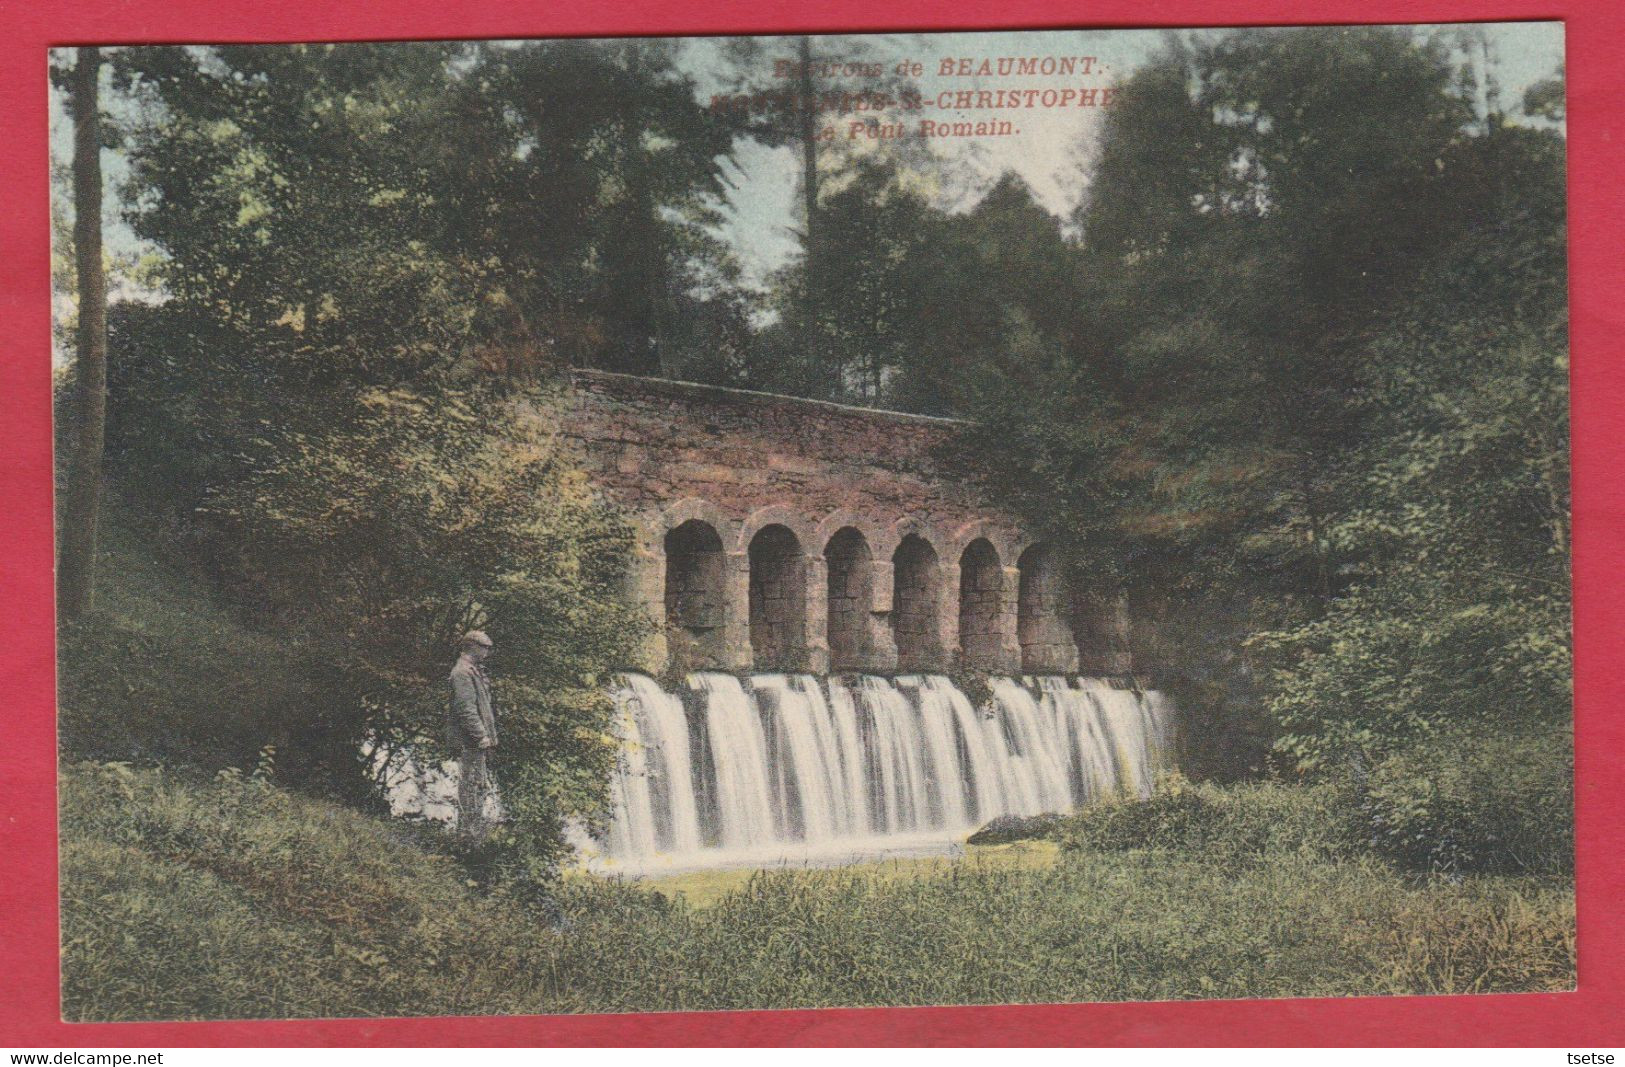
[60,761,1575,1021]
[614,840,1061,909]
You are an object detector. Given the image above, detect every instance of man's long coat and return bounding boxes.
[447,656,497,750]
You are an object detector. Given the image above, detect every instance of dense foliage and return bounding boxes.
[76,42,683,874]
[951,28,1571,782]
[202,382,645,875]
[56,515,355,786]
[1058,775,1361,867]
[1358,727,1573,875]
[112,42,748,380]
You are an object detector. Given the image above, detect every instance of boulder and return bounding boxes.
[966,812,1066,845]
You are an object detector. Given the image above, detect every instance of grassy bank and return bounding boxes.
[61,762,1574,1021]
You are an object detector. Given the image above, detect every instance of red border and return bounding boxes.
[2,0,1620,1048]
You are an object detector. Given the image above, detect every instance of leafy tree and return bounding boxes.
[752,163,1081,414]
[1251,125,1569,770]
[1074,28,1475,607]
[891,173,1083,416]
[1523,64,1565,123]
[960,28,1568,778]
[203,381,646,875]
[753,157,940,403]
[715,35,937,397]
[713,35,922,258]
[96,41,718,873]
[115,41,745,384]
[457,40,748,377]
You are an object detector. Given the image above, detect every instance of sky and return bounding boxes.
[49,21,1566,301]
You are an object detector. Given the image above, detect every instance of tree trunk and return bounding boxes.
[796,35,819,251]
[59,46,106,622]
[795,36,834,397]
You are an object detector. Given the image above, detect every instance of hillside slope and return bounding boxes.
[57,509,357,786]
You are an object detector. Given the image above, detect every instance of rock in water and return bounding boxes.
[967,812,1066,845]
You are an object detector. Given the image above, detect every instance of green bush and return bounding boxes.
[1057,773,1360,865]
[1058,725,1573,880]
[1359,726,1573,875]
[1057,774,1214,853]
[84,366,648,875]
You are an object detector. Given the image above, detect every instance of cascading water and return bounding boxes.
[591,672,1175,875]
[605,673,702,858]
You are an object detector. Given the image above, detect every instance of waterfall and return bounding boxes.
[605,673,702,857]
[592,672,1176,875]
[690,673,776,849]
[988,677,1074,815]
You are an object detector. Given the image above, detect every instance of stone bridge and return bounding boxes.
[557,370,1125,676]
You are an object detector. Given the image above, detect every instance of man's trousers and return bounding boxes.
[457,747,492,841]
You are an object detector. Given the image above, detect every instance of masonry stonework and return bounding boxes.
[554,370,1125,676]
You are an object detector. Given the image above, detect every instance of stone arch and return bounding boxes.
[957,537,1006,670]
[948,519,1021,572]
[890,515,949,560]
[1017,543,1079,674]
[824,526,875,672]
[815,508,898,564]
[749,523,808,670]
[655,497,739,553]
[892,532,944,671]
[664,518,727,670]
[736,504,818,557]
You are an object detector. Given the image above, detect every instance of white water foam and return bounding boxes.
[588,672,1175,877]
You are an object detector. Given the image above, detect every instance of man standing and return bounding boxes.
[447,630,498,841]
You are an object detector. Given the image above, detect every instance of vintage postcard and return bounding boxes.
[50,21,1573,1021]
